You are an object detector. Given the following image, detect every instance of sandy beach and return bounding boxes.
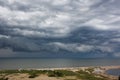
[0,65,119,80]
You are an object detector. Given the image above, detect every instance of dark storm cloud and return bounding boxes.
[0,0,120,58]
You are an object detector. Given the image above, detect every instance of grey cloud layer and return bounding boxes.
[0,0,120,37]
[0,0,120,58]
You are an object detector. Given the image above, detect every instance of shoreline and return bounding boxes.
[0,65,119,80]
[0,65,120,71]
[24,65,120,70]
[31,65,120,80]
[16,65,120,78]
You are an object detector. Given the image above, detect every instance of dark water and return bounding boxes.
[106,69,120,76]
[0,58,120,69]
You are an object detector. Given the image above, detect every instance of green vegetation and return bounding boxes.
[0,70,48,75]
[0,70,20,74]
[28,73,38,78]
[48,71,64,77]
[48,70,77,77]
[85,67,94,73]
[0,69,109,80]
[0,78,8,80]
[77,70,107,80]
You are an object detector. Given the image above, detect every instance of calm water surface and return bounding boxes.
[0,58,120,69]
[106,69,120,76]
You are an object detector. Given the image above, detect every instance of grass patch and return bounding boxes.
[85,67,94,73]
[28,73,38,78]
[47,70,76,77]
[48,71,64,77]
[76,70,107,80]
[0,78,8,80]
[0,70,20,74]
[54,70,76,76]
[0,69,109,80]
[0,70,51,75]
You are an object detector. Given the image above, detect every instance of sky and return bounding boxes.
[0,0,120,58]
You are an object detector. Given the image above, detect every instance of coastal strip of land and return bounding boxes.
[0,65,119,80]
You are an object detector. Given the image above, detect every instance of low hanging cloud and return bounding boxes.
[0,0,120,38]
[0,48,15,57]
[113,53,120,57]
[0,0,120,58]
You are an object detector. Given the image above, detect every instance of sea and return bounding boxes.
[106,69,120,76]
[0,58,120,69]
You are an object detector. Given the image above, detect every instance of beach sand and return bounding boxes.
[0,65,119,80]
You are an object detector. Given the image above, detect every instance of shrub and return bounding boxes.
[0,78,8,80]
[85,68,94,73]
[0,70,19,74]
[48,71,64,77]
[28,71,39,78]
[77,70,106,80]
[54,70,76,76]
[28,73,38,78]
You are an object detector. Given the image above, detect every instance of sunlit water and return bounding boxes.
[106,69,120,76]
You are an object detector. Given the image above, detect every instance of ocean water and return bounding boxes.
[106,69,120,76]
[0,58,120,69]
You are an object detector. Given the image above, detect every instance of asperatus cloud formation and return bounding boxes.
[0,0,120,58]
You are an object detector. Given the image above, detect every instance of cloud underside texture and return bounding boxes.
[0,0,120,57]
